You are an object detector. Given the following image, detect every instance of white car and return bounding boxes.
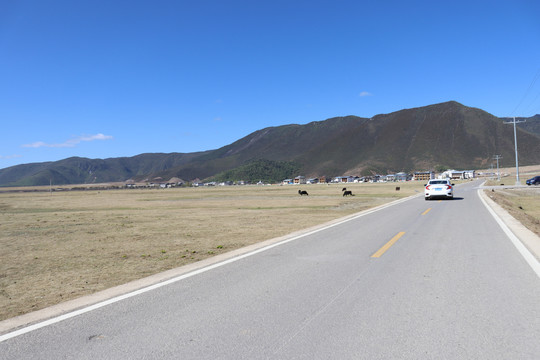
[424,179,454,200]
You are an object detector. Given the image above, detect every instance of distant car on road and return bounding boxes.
[526,176,540,185]
[424,179,454,200]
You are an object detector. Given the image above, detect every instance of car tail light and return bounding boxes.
[446,185,452,190]
[425,185,431,190]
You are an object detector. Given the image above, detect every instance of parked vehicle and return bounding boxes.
[424,179,454,200]
[526,176,540,185]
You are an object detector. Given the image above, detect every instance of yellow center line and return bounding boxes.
[371,232,406,258]
[422,208,432,215]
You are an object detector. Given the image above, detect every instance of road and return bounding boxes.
[1,180,539,359]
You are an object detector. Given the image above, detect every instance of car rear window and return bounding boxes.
[429,180,447,184]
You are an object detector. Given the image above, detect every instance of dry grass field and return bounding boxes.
[482,164,540,186]
[485,187,540,237]
[483,164,540,239]
[0,182,423,321]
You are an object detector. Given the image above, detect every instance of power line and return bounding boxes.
[510,68,540,116]
[523,89,540,115]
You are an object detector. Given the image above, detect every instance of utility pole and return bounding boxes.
[504,117,525,185]
[493,155,502,181]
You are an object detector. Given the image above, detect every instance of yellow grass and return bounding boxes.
[484,187,540,238]
[0,182,422,320]
[482,163,540,250]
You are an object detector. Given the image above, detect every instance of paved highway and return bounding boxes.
[2,181,539,359]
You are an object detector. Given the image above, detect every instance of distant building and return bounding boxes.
[463,170,476,179]
[413,171,434,181]
[333,176,356,183]
[440,170,475,180]
[168,177,185,186]
[396,172,410,181]
[282,179,293,185]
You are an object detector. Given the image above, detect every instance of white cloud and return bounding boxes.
[0,154,22,159]
[79,134,113,142]
[359,91,372,97]
[22,133,113,148]
[23,141,51,148]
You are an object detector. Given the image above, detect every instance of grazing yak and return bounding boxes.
[298,190,309,196]
[343,190,353,196]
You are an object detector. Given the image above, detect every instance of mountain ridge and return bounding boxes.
[2,101,540,186]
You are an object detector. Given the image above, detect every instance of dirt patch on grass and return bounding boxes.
[0,182,422,321]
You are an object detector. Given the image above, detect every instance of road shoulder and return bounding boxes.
[478,187,540,262]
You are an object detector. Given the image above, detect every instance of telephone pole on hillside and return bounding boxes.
[503,117,526,185]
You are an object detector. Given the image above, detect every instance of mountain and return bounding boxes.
[0,152,210,187]
[1,101,540,186]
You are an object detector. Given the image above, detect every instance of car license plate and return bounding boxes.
[434,187,442,190]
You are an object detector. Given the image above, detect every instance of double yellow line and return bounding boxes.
[371,207,432,258]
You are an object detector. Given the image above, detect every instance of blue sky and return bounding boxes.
[1,0,539,169]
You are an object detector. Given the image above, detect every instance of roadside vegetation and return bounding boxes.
[484,165,540,238]
[485,187,540,237]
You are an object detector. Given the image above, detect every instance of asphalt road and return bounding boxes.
[2,181,539,359]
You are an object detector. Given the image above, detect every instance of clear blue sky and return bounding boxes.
[1,0,539,169]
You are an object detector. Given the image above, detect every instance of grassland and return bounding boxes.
[483,164,540,238]
[0,182,423,321]
[484,187,540,237]
[2,170,539,323]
